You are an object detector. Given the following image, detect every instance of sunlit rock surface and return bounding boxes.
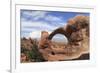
[38,15,89,61]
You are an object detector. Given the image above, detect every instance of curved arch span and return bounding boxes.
[48,27,70,41]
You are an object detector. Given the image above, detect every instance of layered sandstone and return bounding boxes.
[38,15,89,61]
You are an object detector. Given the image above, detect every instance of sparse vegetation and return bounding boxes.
[21,38,45,62]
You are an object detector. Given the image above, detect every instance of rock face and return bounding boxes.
[21,38,34,50]
[21,38,45,62]
[38,15,89,61]
[38,31,51,49]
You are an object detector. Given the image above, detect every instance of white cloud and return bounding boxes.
[45,15,63,22]
[29,31,51,39]
[21,10,66,38]
[29,31,41,39]
[21,20,57,38]
[22,11,48,20]
[22,10,63,22]
[21,20,55,31]
[21,19,66,38]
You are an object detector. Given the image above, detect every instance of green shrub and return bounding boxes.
[21,39,45,62]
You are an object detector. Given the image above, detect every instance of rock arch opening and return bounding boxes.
[51,34,68,44]
[48,27,70,42]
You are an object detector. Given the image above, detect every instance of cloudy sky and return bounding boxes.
[20,9,89,41]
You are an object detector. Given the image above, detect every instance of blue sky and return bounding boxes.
[21,9,89,40]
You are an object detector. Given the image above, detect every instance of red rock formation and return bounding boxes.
[38,15,89,61]
[21,38,34,50]
[38,31,52,49]
[21,53,27,62]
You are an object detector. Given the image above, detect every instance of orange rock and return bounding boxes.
[38,31,51,49]
[21,53,27,62]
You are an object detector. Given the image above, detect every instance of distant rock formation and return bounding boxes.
[38,31,52,49]
[21,38,34,51]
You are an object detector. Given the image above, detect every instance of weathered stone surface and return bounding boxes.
[38,15,89,61]
[21,38,34,50]
[38,31,51,49]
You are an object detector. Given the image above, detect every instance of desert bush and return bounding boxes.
[21,41,45,62]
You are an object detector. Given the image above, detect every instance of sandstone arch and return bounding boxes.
[48,15,89,42]
[38,15,89,61]
[48,27,70,41]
